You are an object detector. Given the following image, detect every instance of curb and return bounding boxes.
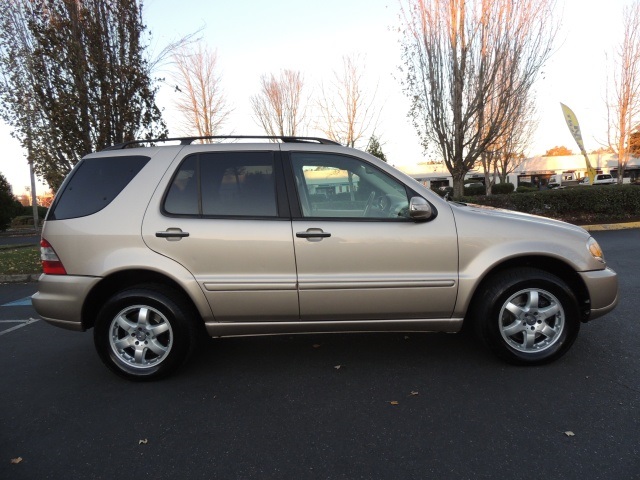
[581,221,640,232]
[0,274,41,284]
[1,222,638,284]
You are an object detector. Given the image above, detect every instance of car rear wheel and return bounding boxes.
[94,285,199,381]
[474,268,581,364]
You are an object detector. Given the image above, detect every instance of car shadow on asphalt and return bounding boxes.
[185,330,496,379]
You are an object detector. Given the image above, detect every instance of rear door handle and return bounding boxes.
[296,229,331,239]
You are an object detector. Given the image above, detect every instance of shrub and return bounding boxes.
[491,183,515,194]
[19,205,48,219]
[10,215,44,227]
[464,183,486,196]
[516,186,538,193]
[462,185,640,224]
[309,194,327,203]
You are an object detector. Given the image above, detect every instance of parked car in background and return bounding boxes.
[32,136,618,380]
[579,174,616,186]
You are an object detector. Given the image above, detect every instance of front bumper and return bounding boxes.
[32,274,101,331]
[579,267,618,321]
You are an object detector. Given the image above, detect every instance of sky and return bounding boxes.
[0,0,631,195]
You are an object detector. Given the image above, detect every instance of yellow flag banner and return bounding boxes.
[560,103,596,182]
[560,103,588,156]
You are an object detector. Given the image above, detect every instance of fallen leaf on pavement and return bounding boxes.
[409,391,419,396]
[564,431,575,437]
[334,365,342,370]
[10,457,23,464]
[389,401,399,405]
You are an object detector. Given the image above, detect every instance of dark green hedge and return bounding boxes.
[464,183,486,196]
[491,183,515,194]
[459,185,640,224]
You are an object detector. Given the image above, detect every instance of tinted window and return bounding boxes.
[49,155,150,220]
[164,152,277,217]
[163,156,199,215]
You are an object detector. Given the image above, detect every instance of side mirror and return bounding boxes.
[409,197,433,221]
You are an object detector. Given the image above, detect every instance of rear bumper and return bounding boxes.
[32,274,101,331]
[579,267,618,321]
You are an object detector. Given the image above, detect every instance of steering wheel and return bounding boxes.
[380,193,411,218]
[362,191,376,217]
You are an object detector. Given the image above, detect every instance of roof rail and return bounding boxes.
[102,135,341,151]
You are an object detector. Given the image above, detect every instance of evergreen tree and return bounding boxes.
[366,135,387,162]
[0,173,20,231]
[0,0,167,190]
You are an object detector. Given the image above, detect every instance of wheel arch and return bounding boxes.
[463,256,591,326]
[81,269,210,331]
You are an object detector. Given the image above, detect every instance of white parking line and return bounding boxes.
[0,318,39,336]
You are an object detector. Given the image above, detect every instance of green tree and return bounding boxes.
[366,135,387,162]
[0,0,167,190]
[0,173,20,231]
[544,146,573,156]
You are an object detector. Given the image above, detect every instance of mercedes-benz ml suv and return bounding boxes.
[32,136,618,380]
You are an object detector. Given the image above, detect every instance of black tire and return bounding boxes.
[473,268,580,365]
[94,285,199,381]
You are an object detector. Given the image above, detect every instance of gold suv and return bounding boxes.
[32,136,618,380]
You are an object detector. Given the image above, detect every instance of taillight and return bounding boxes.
[40,239,67,275]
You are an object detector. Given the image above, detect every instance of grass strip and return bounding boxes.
[0,246,41,275]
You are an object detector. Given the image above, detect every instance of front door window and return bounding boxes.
[291,153,410,220]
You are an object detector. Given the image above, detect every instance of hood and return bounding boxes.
[448,201,589,236]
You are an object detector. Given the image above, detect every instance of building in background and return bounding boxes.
[402,154,640,189]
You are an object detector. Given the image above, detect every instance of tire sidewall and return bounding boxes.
[479,272,581,365]
[94,288,193,380]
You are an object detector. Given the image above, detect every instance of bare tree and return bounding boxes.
[480,95,537,192]
[172,43,231,138]
[250,69,307,137]
[400,0,556,197]
[317,54,380,148]
[607,1,640,183]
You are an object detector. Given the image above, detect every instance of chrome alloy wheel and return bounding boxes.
[108,305,174,369]
[498,288,565,353]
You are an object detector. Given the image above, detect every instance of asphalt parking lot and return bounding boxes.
[0,229,638,479]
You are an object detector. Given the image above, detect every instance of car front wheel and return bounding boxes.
[94,285,199,380]
[474,268,581,365]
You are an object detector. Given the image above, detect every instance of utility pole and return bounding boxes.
[28,159,38,230]
[26,113,39,231]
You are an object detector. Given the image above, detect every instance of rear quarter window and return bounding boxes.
[48,155,150,220]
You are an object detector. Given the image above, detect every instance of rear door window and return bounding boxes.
[164,151,278,217]
[48,155,150,220]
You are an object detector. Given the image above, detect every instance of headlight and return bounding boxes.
[587,237,605,263]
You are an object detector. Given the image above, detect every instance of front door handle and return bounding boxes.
[156,228,189,240]
[296,229,331,239]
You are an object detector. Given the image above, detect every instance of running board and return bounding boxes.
[204,318,463,338]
